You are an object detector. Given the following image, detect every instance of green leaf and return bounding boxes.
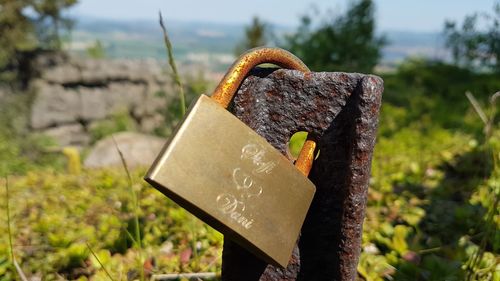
[392,225,410,255]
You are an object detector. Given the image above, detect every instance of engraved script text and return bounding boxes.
[215,142,276,229]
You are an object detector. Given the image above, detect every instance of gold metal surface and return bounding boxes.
[146,47,318,267]
[145,95,316,267]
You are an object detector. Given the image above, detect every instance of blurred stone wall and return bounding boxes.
[30,57,174,147]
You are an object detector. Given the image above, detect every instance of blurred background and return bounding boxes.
[0,0,498,280]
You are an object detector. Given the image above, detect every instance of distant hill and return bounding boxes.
[381,30,449,63]
[68,17,449,71]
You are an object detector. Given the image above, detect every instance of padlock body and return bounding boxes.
[145,94,315,267]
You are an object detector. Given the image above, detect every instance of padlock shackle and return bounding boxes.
[211,47,310,108]
[211,47,316,177]
[295,138,316,176]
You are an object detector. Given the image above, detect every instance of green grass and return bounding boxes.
[0,169,223,280]
[0,49,498,280]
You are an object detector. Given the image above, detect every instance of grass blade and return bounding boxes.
[5,176,14,263]
[465,91,488,125]
[159,11,186,117]
[112,136,132,188]
[86,242,116,281]
[5,177,28,281]
[111,135,144,281]
[13,259,29,281]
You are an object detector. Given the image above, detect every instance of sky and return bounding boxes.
[71,0,496,32]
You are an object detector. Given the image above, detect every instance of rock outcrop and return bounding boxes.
[30,57,175,146]
[84,132,165,169]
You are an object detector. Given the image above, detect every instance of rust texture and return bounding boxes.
[295,139,316,177]
[211,47,309,108]
[211,47,314,176]
[221,68,383,281]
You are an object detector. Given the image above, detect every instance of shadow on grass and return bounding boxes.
[393,147,494,281]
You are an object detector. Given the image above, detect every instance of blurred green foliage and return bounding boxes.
[31,0,78,50]
[234,16,271,56]
[382,59,500,136]
[0,0,78,85]
[1,55,498,280]
[1,1,498,278]
[0,169,223,280]
[357,60,499,280]
[284,0,386,73]
[156,72,211,137]
[0,93,65,176]
[86,40,106,59]
[444,2,500,73]
[0,0,38,82]
[88,110,137,144]
[1,59,497,280]
[288,131,308,159]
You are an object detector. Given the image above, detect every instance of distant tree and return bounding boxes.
[0,0,78,85]
[234,16,271,56]
[0,0,38,82]
[32,0,78,49]
[86,40,106,59]
[284,0,386,73]
[444,2,500,73]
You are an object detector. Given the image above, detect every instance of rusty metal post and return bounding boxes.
[220,68,383,281]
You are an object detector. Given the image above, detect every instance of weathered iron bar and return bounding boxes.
[221,68,383,281]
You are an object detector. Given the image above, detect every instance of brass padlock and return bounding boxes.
[145,47,316,267]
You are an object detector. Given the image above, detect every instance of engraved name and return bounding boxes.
[215,142,277,229]
[216,193,254,229]
[241,143,276,174]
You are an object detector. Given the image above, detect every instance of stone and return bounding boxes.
[106,82,146,115]
[84,132,165,169]
[30,82,81,129]
[76,59,165,84]
[80,59,120,84]
[140,114,165,133]
[29,56,180,144]
[123,59,164,82]
[134,81,169,117]
[42,63,81,84]
[42,123,89,146]
[79,87,108,121]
